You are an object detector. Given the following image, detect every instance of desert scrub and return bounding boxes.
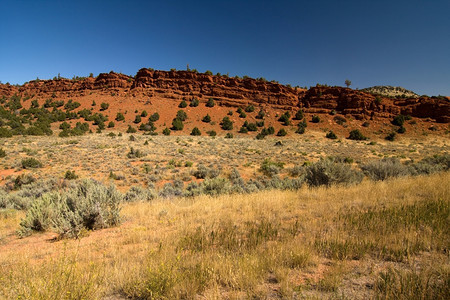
[305,159,363,187]
[21,157,43,169]
[127,147,145,159]
[361,158,410,181]
[19,179,122,238]
[124,185,157,202]
[259,159,285,177]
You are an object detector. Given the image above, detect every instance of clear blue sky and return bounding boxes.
[1,0,449,96]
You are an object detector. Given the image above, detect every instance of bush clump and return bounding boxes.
[206,98,215,107]
[361,158,410,181]
[127,147,145,159]
[202,114,211,123]
[172,118,184,131]
[385,132,396,141]
[305,159,363,187]
[21,157,43,169]
[278,111,291,126]
[348,129,367,140]
[124,186,157,202]
[276,128,287,136]
[294,110,304,120]
[220,117,233,130]
[260,159,285,177]
[189,98,199,107]
[326,131,337,139]
[18,179,122,238]
[190,127,201,136]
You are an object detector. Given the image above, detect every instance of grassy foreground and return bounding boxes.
[0,173,449,299]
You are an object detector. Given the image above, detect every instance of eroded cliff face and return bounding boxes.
[1,68,448,123]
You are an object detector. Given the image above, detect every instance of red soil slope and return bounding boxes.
[0,68,448,137]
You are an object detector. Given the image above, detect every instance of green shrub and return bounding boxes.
[139,121,156,132]
[190,127,201,136]
[148,112,160,122]
[348,129,367,140]
[141,110,148,117]
[100,102,109,111]
[278,112,291,125]
[0,148,6,158]
[246,122,257,131]
[64,100,81,111]
[220,117,233,130]
[127,147,145,159]
[176,110,187,121]
[108,121,115,128]
[256,109,265,119]
[385,132,396,141]
[115,112,125,121]
[225,133,233,138]
[64,170,78,180]
[134,115,142,124]
[59,121,71,130]
[163,128,171,136]
[21,157,42,169]
[206,130,216,137]
[172,118,184,131]
[392,115,405,126]
[294,110,304,120]
[326,131,337,139]
[202,114,211,123]
[312,115,320,123]
[206,98,215,107]
[179,100,187,108]
[305,159,363,187]
[239,126,248,133]
[0,127,13,137]
[189,98,199,107]
[296,121,307,134]
[397,126,406,134]
[256,132,265,140]
[245,105,255,112]
[277,128,287,136]
[260,159,285,177]
[126,125,137,133]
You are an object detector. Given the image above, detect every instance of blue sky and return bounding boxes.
[1,0,449,96]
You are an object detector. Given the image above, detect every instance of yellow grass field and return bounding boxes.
[0,173,448,299]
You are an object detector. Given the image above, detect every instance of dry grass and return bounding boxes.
[0,133,448,191]
[0,173,448,299]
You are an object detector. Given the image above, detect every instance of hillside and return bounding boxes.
[0,68,449,141]
[361,85,420,98]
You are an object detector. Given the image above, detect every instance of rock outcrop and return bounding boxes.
[1,68,448,123]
